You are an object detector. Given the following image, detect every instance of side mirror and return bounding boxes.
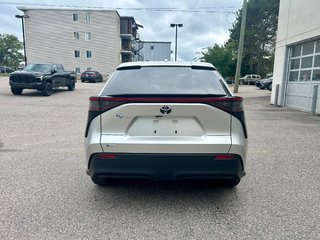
[52,69,57,74]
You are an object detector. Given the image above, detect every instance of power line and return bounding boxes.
[0,1,239,13]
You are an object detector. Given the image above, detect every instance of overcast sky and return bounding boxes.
[0,0,243,61]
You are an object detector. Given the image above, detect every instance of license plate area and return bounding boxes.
[127,117,205,137]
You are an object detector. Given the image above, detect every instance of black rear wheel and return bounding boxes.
[11,87,23,95]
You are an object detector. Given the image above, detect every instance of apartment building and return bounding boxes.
[17,7,142,75]
[120,16,144,62]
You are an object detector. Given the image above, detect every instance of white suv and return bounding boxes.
[85,62,247,187]
[240,74,261,85]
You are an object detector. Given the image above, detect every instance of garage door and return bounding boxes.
[286,40,320,112]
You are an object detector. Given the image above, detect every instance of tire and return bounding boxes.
[42,81,52,96]
[91,176,114,186]
[67,80,75,91]
[11,87,23,95]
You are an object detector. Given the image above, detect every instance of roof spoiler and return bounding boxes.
[191,65,216,70]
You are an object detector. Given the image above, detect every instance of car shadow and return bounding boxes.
[88,179,241,213]
[11,88,73,97]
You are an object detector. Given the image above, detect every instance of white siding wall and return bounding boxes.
[140,42,171,61]
[272,0,320,114]
[23,9,121,76]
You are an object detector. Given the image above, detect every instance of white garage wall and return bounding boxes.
[271,0,320,113]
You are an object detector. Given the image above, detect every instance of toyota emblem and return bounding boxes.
[160,106,172,114]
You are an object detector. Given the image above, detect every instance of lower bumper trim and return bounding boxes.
[87,153,245,181]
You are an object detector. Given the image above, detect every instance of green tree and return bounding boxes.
[201,42,237,78]
[0,34,23,68]
[229,0,280,77]
[200,0,279,78]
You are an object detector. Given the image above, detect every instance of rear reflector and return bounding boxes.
[95,153,117,159]
[215,155,238,160]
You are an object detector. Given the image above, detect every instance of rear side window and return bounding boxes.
[102,66,228,96]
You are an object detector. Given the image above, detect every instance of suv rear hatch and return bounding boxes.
[86,65,246,153]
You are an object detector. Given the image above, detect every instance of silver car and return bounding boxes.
[85,62,247,187]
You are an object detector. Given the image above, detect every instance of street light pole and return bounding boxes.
[15,14,29,66]
[170,23,183,61]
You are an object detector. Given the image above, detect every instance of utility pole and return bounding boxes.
[233,0,247,93]
[15,14,29,66]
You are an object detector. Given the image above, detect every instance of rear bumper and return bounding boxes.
[87,153,245,181]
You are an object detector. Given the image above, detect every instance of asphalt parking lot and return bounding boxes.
[0,77,319,239]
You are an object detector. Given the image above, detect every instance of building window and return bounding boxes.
[73,32,79,40]
[302,42,314,55]
[75,67,80,73]
[312,69,320,81]
[85,32,92,41]
[289,71,299,82]
[73,13,79,22]
[86,50,92,58]
[87,67,92,71]
[316,40,320,53]
[291,45,301,57]
[288,40,320,82]
[85,13,91,23]
[74,50,80,58]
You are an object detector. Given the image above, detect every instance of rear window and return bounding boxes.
[101,66,228,96]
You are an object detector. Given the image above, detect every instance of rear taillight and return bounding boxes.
[85,97,125,137]
[85,96,247,138]
[206,97,247,138]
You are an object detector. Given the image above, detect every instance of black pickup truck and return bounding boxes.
[9,64,76,96]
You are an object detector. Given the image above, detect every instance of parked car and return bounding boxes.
[85,61,248,187]
[258,77,273,90]
[240,74,261,85]
[81,71,103,83]
[260,77,273,90]
[255,79,263,88]
[268,83,272,91]
[225,77,235,84]
[0,66,14,73]
[9,64,76,96]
